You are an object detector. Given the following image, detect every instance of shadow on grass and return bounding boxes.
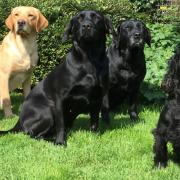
[0,92,162,140]
[71,103,156,135]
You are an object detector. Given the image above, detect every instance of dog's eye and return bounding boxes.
[136,24,141,29]
[14,13,19,16]
[28,14,34,17]
[125,26,132,30]
[77,14,84,21]
[91,13,100,20]
[91,13,96,18]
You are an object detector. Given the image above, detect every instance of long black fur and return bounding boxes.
[0,10,112,145]
[153,47,180,168]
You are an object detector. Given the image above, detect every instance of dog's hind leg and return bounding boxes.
[153,131,168,168]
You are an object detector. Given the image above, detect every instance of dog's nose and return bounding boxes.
[134,32,141,39]
[17,20,26,27]
[82,22,92,30]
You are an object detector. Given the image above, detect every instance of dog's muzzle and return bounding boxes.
[81,21,94,39]
[17,19,26,31]
[130,33,143,48]
[134,32,141,40]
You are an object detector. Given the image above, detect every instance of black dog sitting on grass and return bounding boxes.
[102,20,151,123]
[0,10,112,145]
[153,47,180,168]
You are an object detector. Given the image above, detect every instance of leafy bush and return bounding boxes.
[130,0,161,11]
[130,0,163,21]
[130,0,180,23]
[141,23,180,102]
[0,0,179,102]
[0,0,148,84]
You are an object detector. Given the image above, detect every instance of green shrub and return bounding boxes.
[0,0,179,102]
[129,0,180,24]
[0,0,146,84]
[142,23,180,102]
[130,0,160,11]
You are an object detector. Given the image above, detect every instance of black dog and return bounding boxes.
[0,10,112,145]
[153,48,180,168]
[102,20,151,122]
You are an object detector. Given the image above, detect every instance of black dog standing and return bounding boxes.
[0,10,112,145]
[153,48,180,168]
[102,20,151,123]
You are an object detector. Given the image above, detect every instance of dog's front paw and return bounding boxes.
[101,112,110,125]
[154,161,167,169]
[55,134,67,146]
[129,112,138,121]
[54,139,67,147]
[90,124,98,132]
[4,111,15,118]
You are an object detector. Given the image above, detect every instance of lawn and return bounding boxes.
[0,93,179,180]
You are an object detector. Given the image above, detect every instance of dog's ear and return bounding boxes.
[161,59,176,93]
[114,20,124,48]
[144,26,151,47]
[104,16,114,35]
[62,18,75,43]
[116,20,125,34]
[161,76,174,93]
[5,14,14,30]
[175,114,180,120]
[36,11,49,33]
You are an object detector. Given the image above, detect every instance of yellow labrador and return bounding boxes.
[0,6,48,117]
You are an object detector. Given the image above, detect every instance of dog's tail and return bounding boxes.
[0,120,22,136]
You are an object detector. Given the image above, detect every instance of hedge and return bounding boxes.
[143,23,180,101]
[0,0,179,101]
[0,0,144,83]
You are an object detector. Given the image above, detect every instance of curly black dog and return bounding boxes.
[0,10,113,145]
[153,47,180,168]
[102,20,151,123]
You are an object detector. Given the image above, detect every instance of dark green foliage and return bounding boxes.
[130,0,162,12]
[0,0,150,84]
[142,23,180,102]
[130,0,180,23]
[0,0,179,101]
[129,0,165,22]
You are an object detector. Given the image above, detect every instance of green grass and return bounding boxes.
[0,93,179,180]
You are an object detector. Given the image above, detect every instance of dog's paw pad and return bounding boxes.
[4,112,15,118]
[155,162,167,169]
[54,141,67,147]
[130,112,138,121]
[90,125,98,132]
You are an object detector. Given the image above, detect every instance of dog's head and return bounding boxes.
[116,20,151,49]
[62,10,113,43]
[5,6,48,36]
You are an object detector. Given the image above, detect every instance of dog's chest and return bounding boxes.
[9,39,38,72]
[160,99,180,143]
[68,65,102,109]
[71,69,97,96]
